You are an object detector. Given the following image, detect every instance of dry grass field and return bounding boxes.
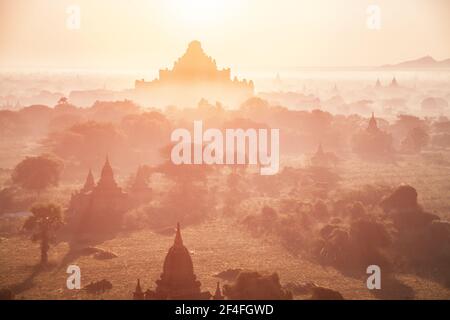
[1,153,450,300]
[340,154,450,221]
[2,215,450,300]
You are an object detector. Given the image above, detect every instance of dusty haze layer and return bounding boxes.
[1,0,450,302]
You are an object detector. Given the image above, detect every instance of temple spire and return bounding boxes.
[101,155,112,177]
[174,222,183,246]
[133,279,144,300]
[213,282,224,300]
[367,112,379,133]
[81,169,95,192]
[97,155,118,189]
[332,84,339,95]
[390,77,398,88]
[136,279,142,292]
[375,78,381,88]
[104,155,112,174]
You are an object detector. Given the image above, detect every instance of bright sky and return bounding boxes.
[0,0,449,70]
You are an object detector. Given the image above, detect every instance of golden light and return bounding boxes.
[164,0,235,26]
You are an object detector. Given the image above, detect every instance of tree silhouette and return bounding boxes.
[401,127,429,153]
[58,97,68,105]
[12,155,63,195]
[23,203,63,265]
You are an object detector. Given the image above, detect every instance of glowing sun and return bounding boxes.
[165,0,235,25]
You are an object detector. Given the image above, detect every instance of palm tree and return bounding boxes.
[23,203,63,265]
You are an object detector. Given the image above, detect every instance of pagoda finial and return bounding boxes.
[101,155,112,176]
[97,155,118,188]
[174,222,183,246]
[133,279,144,300]
[367,112,379,133]
[136,279,142,292]
[213,282,224,300]
[82,168,95,192]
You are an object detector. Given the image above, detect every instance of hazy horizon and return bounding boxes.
[1,0,450,71]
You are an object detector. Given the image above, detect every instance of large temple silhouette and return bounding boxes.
[134,41,254,107]
[133,223,222,300]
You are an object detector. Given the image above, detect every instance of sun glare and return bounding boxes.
[165,0,232,26]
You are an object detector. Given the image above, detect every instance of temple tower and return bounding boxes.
[134,41,254,107]
[66,157,128,234]
[375,78,381,88]
[213,282,224,300]
[133,279,144,300]
[390,77,399,88]
[96,156,119,190]
[131,223,213,300]
[367,112,380,134]
[153,223,203,299]
[81,169,95,193]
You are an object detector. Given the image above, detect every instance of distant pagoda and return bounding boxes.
[367,112,380,134]
[390,77,399,88]
[310,143,338,167]
[332,84,339,95]
[352,112,394,160]
[135,41,254,107]
[375,78,382,88]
